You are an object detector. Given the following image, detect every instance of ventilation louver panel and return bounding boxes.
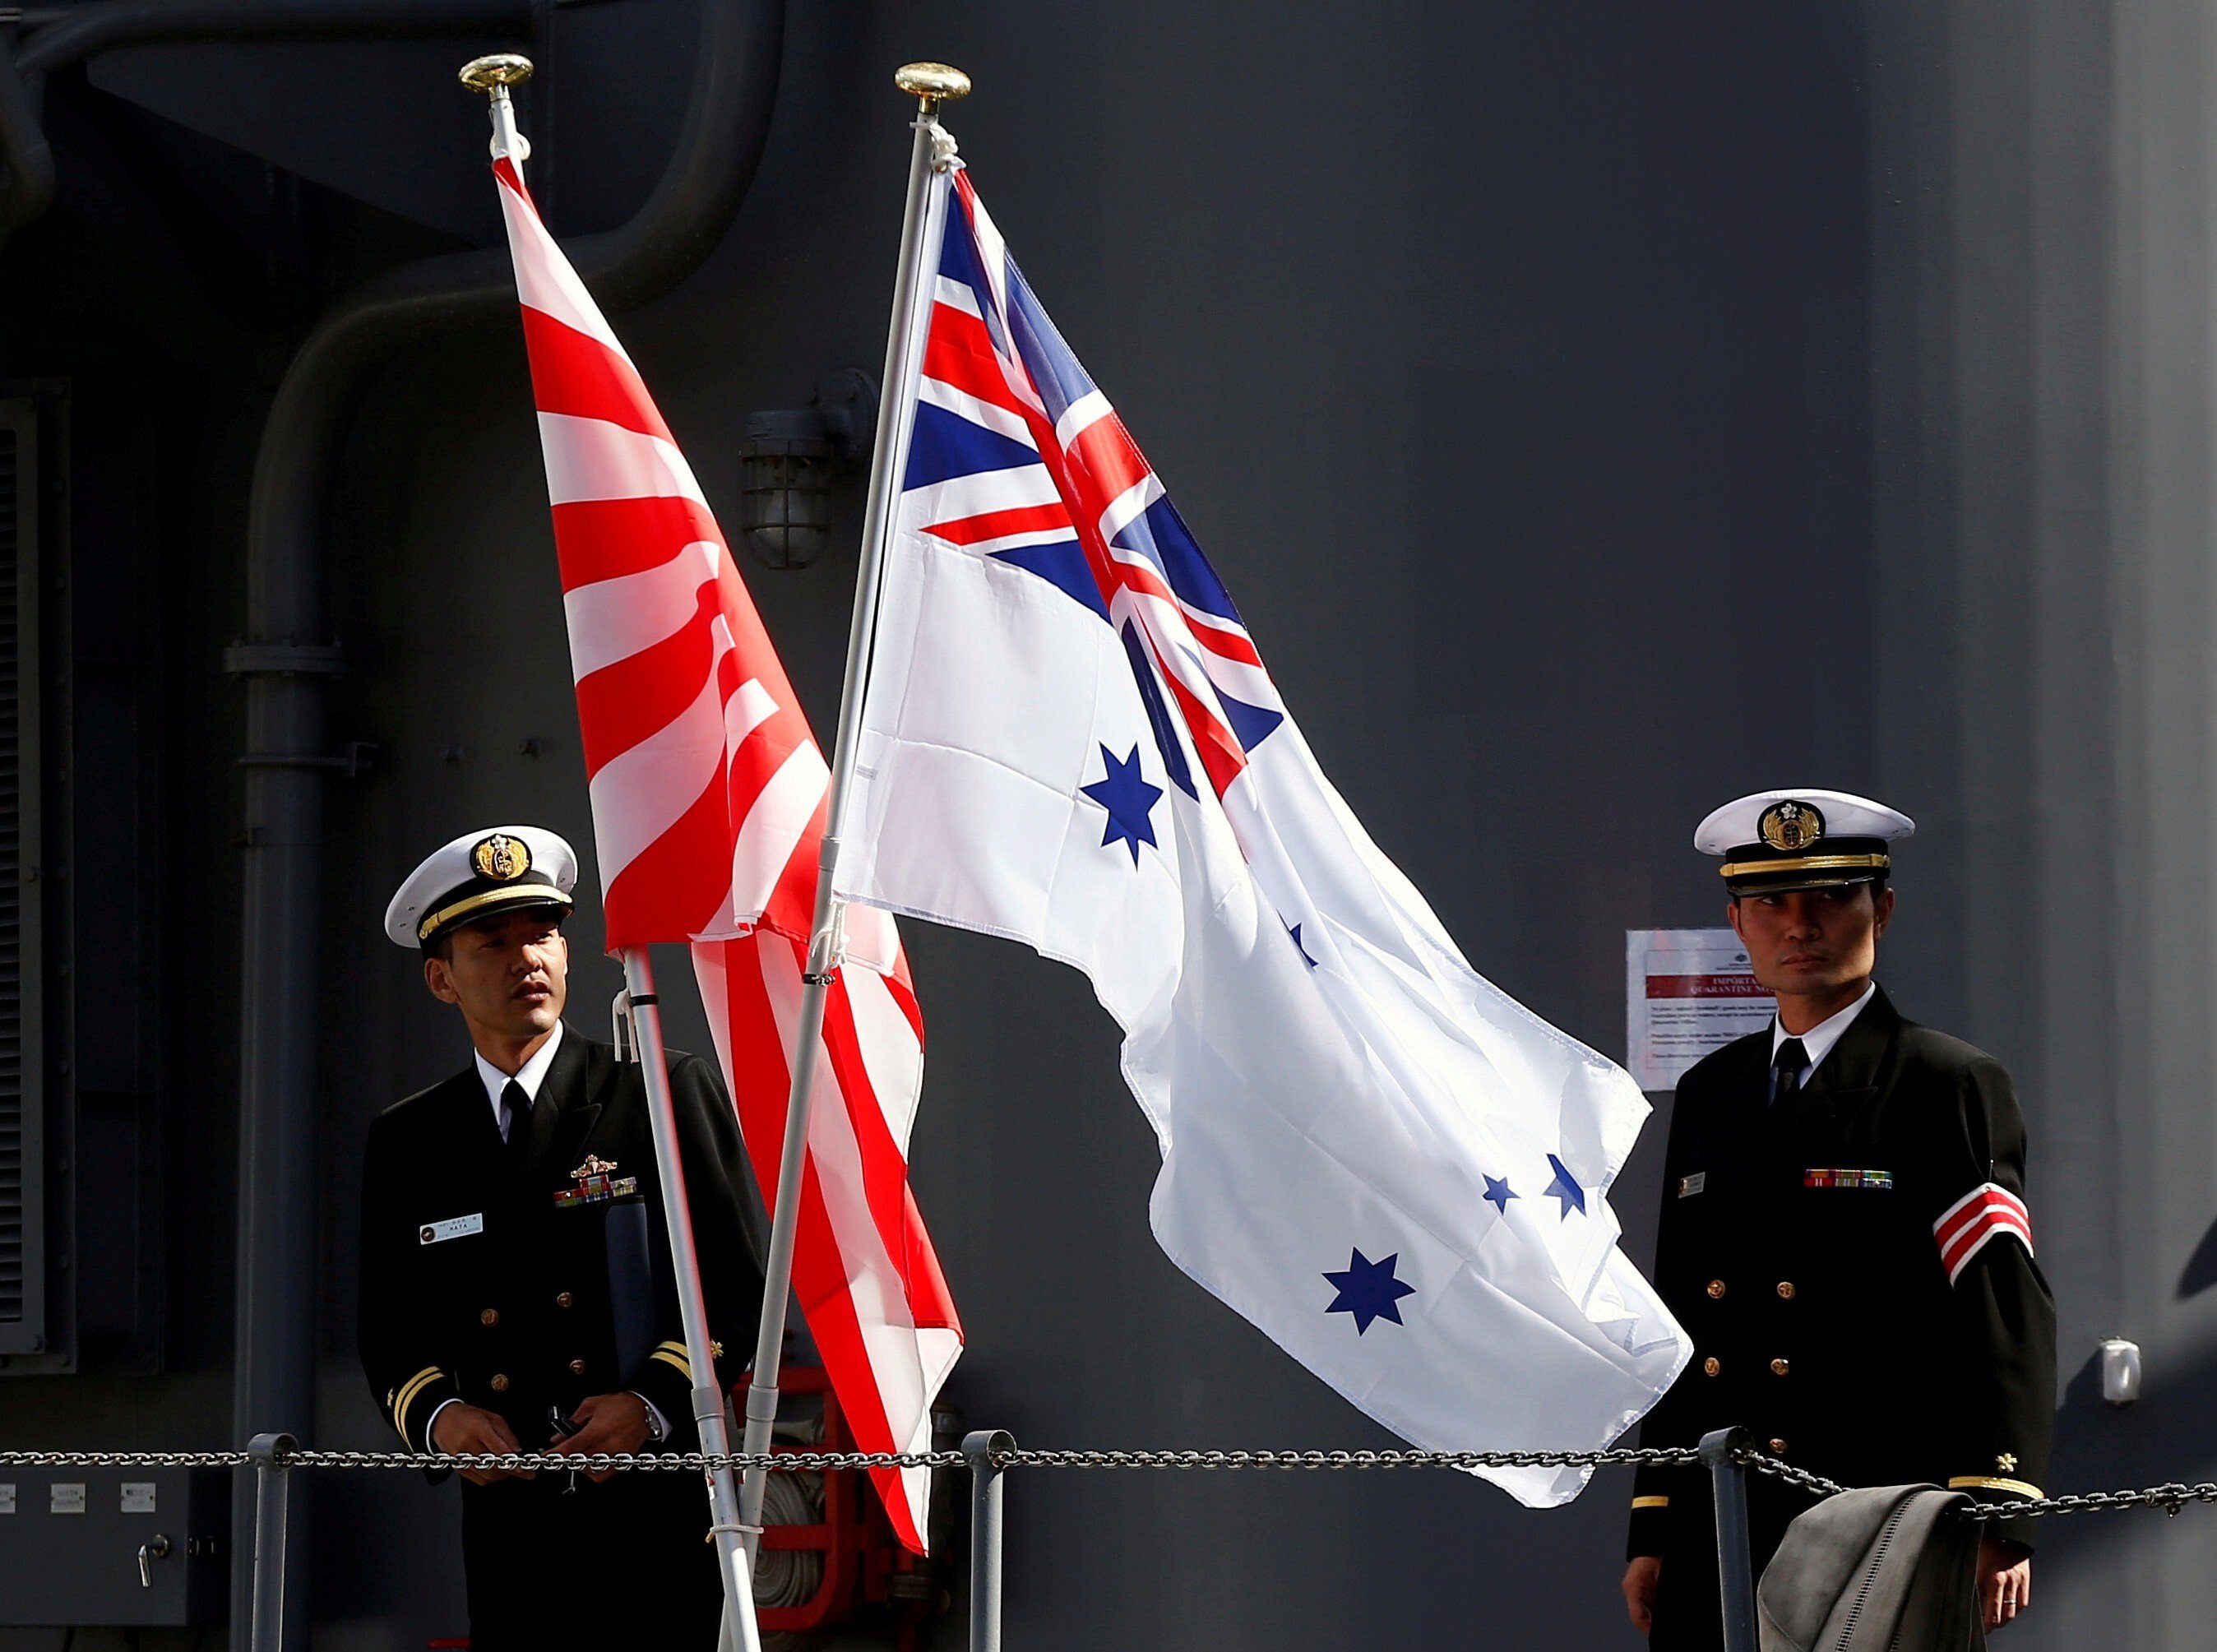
[0,400,42,1354]
[0,424,20,1328]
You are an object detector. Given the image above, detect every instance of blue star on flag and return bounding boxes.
[1544,1154,1586,1219]
[1483,1175,1516,1215]
[1322,1247,1416,1335]
[1080,743,1164,866]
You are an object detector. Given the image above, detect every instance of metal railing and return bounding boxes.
[6,1430,2213,1652]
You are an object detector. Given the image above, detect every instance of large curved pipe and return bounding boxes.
[0,40,53,232]
[0,3,530,251]
[226,2,784,1641]
[16,0,535,77]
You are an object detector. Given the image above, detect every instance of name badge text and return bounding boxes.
[419,1213,484,1245]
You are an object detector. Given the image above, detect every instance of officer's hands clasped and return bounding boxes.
[428,1402,535,1485]
[547,1391,655,1483]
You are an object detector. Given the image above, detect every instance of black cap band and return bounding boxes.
[417,877,572,947]
[1721,838,1891,895]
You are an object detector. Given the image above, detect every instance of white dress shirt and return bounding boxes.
[475,1020,566,1141]
[1770,979,1878,1081]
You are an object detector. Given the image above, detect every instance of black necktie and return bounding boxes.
[1770,1039,1810,1105]
[502,1078,533,1154]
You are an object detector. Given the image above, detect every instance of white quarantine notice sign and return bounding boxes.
[1625,928,1775,1090]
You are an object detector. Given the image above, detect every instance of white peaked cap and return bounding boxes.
[1693,789,1915,855]
[383,823,580,949]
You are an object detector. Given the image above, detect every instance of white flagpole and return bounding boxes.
[623,948,765,1652]
[463,55,766,1650]
[734,61,970,1550]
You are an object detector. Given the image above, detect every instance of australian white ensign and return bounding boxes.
[832,166,1690,1505]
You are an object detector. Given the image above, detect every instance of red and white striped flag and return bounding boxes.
[491,152,961,1550]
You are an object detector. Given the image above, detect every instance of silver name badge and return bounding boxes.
[1678,1172,1707,1198]
[419,1213,485,1246]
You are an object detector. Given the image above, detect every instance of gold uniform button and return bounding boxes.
[1769,1437,1789,1455]
[479,1308,499,1327]
[568,1358,587,1376]
[489,1373,510,1394]
[1770,1358,1789,1377]
[1776,1281,1797,1300]
[1702,1357,1721,1377]
[555,1292,574,1309]
[1706,1279,1726,1299]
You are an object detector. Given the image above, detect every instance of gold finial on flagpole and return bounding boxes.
[458,53,534,94]
[459,53,535,160]
[895,62,971,114]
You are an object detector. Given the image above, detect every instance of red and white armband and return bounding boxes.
[1933,1182,2034,1285]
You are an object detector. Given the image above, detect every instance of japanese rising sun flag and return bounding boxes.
[490,149,960,1548]
[834,162,1688,1503]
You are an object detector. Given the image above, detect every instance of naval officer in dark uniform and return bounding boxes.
[1620,791,2055,1644]
[358,825,764,1650]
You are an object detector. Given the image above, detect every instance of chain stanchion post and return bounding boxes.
[964,1429,1015,1652]
[246,1432,298,1652]
[1698,1428,1759,1652]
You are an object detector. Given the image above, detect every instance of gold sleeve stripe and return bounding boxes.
[393,1365,441,1419]
[1631,1495,1670,1510]
[1948,1475,2043,1499]
[392,1366,445,1437]
[393,1367,442,1427]
[650,1347,692,1378]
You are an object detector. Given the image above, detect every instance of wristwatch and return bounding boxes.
[629,1391,669,1444]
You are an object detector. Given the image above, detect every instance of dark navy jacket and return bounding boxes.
[358,1025,761,1460]
[1627,988,2055,1644]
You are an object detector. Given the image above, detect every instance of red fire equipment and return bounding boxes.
[753,1363,937,1645]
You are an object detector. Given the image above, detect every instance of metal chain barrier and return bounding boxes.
[0,1448,963,1473]
[998,1445,1701,1471]
[1736,1452,1849,1499]
[12,1433,2155,1652]
[3,1442,2212,1524]
[0,1446,1698,1474]
[0,1450,256,1469]
[1728,1451,2217,1520]
[294,1448,974,1472]
[1950,1483,2217,1520]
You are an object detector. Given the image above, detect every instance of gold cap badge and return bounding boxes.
[1758,800,1826,853]
[471,833,532,881]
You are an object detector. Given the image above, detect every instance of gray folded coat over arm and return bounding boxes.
[1758,1485,1985,1652]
